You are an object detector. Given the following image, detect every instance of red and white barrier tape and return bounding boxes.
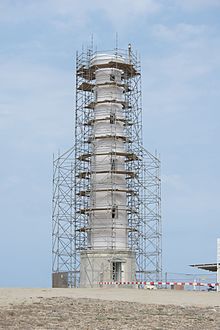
[99,281,219,287]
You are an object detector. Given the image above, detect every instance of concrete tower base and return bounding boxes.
[80,250,136,288]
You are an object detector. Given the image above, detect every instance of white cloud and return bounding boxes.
[0,0,161,30]
[162,174,187,191]
[0,0,89,27]
[94,0,160,20]
[49,0,161,19]
[176,0,220,10]
[142,21,220,118]
[151,23,209,42]
[85,0,161,32]
[162,0,220,11]
[0,56,74,152]
[162,173,220,215]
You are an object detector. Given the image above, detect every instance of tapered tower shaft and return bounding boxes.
[79,54,137,286]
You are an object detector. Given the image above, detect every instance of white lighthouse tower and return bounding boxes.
[80,53,136,286]
[52,45,162,288]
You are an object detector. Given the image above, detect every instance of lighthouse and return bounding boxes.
[79,53,137,286]
[52,45,162,288]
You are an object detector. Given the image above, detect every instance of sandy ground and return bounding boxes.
[0,288,220,329]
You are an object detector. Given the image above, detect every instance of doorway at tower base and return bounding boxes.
[80,250,136,288]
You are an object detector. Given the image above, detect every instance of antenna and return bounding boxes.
[115,32,118,54]
[90,33,94,52]
[128,43,131,63]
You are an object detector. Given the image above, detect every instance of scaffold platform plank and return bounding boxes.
[85,100,130,109]
[77,188,137,196]
[77,206,136,214]
[77,82,94,91]
[78,170,136,179]
[78,151,138,161]
[87,134,131,143]
[77,61,140,80]
[85,117,133,126]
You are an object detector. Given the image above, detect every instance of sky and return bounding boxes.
[0,0,220,287]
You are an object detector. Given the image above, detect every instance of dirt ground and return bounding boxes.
[0,288,220,329]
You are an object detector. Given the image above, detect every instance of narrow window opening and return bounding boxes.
[110,113,116,124]
[112,262,122,281]
[111,159,116,171]
[112,205,118,219]
[110,74,115,81]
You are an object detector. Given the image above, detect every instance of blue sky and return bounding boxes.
[0,0,220,287]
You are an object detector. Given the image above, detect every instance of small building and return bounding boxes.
[190,238,220,292]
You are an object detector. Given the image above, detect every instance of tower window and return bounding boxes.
[112,205,118,219]
[110,113,116,124]
[111,159,116,171]
[110,74,115,81]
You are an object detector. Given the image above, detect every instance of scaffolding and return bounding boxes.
[52,46,162,287]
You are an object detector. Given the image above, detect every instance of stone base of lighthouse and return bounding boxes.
[80,250,136,288]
